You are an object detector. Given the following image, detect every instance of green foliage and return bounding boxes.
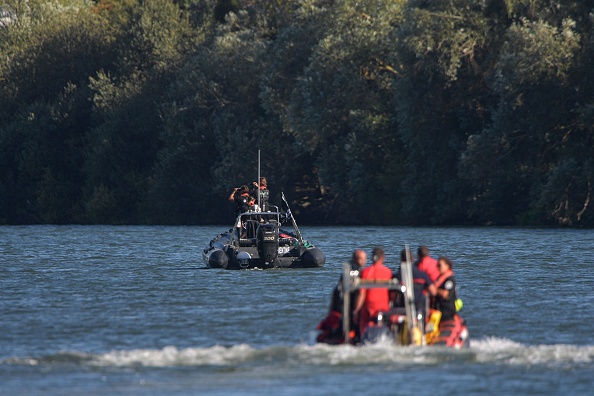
[0,0,593,226]
[496,18,580,87]
[390,0,495,224]
[285,0,406,223]
[0,1,115,224]
[400,0,490,81]
[0,82,89,223]
[0,0,113,117]
[461,15,587,225]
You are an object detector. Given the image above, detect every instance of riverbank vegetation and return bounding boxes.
[1,0,593,226]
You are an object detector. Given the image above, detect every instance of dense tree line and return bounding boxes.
[0,0,593,226]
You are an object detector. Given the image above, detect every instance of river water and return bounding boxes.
[1,225,593,395]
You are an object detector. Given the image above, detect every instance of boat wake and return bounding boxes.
[4,337,594,370]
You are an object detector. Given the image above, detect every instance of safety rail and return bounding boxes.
[229,211,282,247]
[341,262,407,344]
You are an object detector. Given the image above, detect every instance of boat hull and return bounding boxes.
[316,310,469,348]
[203,229,325,270]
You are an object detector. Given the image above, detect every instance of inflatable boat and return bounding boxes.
[202,193,325,270]
[316,255,469,348]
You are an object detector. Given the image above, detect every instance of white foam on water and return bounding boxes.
[471,337,594,367]
[92,344,258,367]
[84,341,445,369]
[4,338,594,369]
[292,339,447,366]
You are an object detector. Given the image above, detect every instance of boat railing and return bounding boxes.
[229,211,283,247]
[341,262,407,344]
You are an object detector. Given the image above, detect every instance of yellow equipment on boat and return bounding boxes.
[425,310,442,345]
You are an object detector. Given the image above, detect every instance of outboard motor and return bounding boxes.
[256,222,278,266]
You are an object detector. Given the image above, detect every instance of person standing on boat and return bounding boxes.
[242,196,261,238]
[229,185,250,216]
[353,247,392,337]
[247,196,260,212]
[393,249,437,316]
[251,177,269,211]
[229,185,250,238]
[434,257,457,322]
[328,249,367,312]
[417,245,440,282]
[316,249,367,344]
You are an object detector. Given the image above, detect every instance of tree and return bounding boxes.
[0,0,115,223]
[84,0,195,223]
[390,0,494,224]
[285,0,406,223]
[461,17,585,225]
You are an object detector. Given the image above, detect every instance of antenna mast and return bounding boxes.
[257,150,261,211]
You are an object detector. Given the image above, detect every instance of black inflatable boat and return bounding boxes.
[202,194,325,270]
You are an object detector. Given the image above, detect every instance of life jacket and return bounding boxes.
[434,269,463,312]
[433,269,458,321]
[418,256,440,282]
[433,269,454,289]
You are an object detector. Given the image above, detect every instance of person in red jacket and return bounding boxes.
[417,245,440,282]
[353,247,393,337]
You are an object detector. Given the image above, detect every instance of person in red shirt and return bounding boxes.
[353,247,393,337]
[417,245,440,282]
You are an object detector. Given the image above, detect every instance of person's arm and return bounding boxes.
[229,188,238,201]
[353,289,366,318]
[422,272,437,296]
[438,278,455,299]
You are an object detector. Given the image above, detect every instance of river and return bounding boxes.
[1,225,593,395]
